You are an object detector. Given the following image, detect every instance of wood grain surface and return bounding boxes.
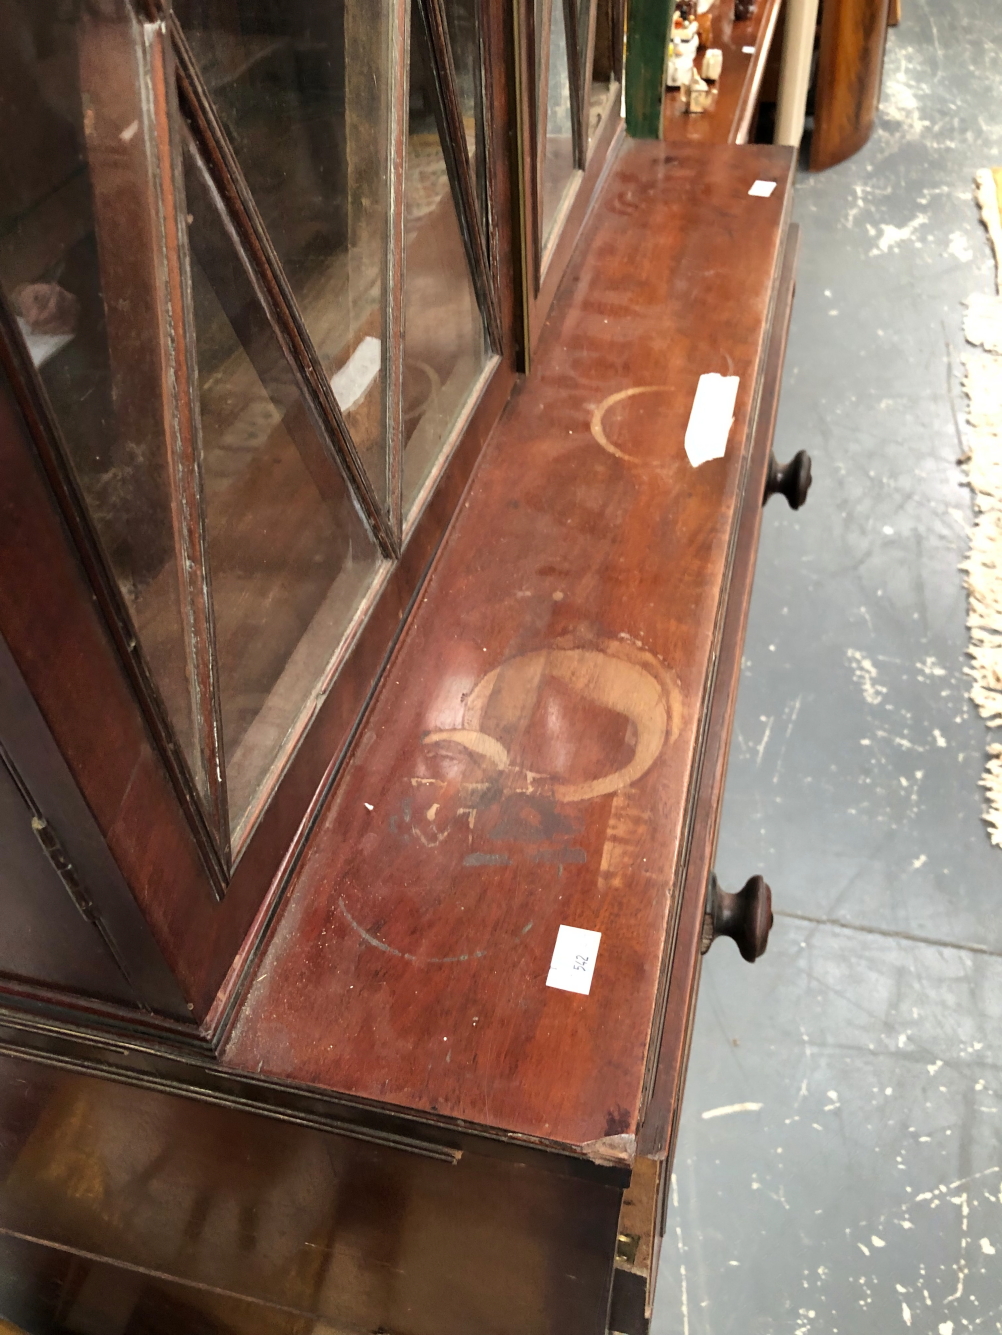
[637,222,800,1159]
[810,0,891,170]
[661,0,785,145]
[224,140,796,1159]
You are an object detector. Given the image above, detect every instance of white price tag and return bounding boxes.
[741,44,755,53]
[684,372,740,467]
[748,179,777,198]
[546,924,602,995]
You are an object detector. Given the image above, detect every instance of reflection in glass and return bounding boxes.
[175,0,393,511]
[540,0,575,246]
[0,0,209,814]
[442,0,489,246]
[402,2,488,515]
[184,145,381,844]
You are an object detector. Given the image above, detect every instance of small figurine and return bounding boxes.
[14,283,78,337]
[665,0,700,88]
[701,47,723,81]
[684,71,713,113]
[734,0,755,19]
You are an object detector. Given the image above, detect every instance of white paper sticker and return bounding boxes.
[546,924,602,995]
[741,44,755,53]
[684,372,740,467]
[330,335,381,412]
[748,179,777,198]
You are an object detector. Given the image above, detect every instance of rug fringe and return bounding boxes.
[975,168,1002,295]
[962,198,1002,842]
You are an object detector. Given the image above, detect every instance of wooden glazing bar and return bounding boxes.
[416,0,504,351]
[141,16,231,870]
[387,0,410,534]
[475,0,500,284]
[579,0,600,158]
[169,19,399,558]
[534,0,554,278]
[563,0,586,169]
[514,0,541,329]
[611,0,625,81]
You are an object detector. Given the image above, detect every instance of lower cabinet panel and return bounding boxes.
[0,1056,620,1335]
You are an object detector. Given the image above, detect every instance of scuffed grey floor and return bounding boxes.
[651,2,1002,1332]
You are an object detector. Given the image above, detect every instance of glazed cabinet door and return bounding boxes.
[0,0,515,1023]
[518,0,624,354]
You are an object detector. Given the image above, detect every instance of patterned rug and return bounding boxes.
[962,168,1002,842]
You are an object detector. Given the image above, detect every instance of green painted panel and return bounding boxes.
[625,0,671,138]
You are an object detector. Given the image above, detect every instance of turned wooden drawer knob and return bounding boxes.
[764,449,812,509]
[700,872,773,961]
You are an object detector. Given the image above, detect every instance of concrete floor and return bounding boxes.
[651,2,1002,1332]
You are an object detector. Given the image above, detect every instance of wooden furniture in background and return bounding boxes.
[626,0,786,145]
[811,0,892,169]
[661,0,785,144]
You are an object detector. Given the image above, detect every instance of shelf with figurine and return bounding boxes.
[661,0,784,144]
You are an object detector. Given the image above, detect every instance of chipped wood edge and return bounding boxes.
[579,1132,637,1166]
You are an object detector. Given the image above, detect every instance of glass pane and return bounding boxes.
[175,0,392,513]
[402,2,488,515]
[183,144,382,845]
[443,0,488,245]
[0,0,209,813]
[540,0,575,246]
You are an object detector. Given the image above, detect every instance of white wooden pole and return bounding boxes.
[774,0,821,147]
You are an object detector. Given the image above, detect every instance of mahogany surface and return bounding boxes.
[225,139,796,1158]
[525,109,625,362]
[637,222,798,1158]
[661,0,784,145]
[810,0,891,170]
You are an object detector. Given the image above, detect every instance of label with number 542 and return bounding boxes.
[546,924,602,995]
